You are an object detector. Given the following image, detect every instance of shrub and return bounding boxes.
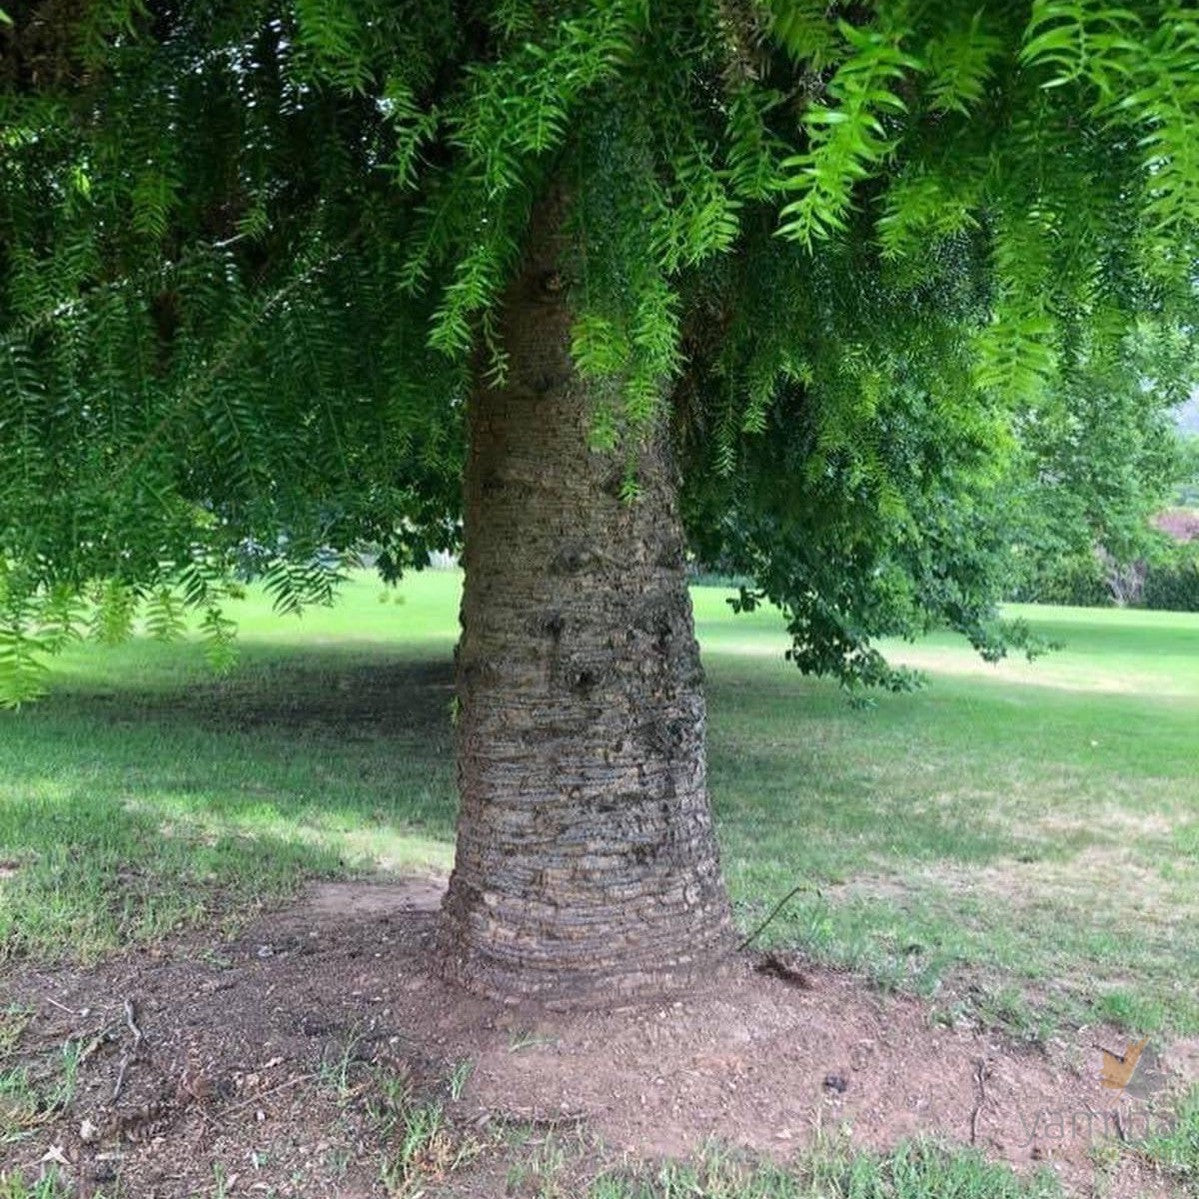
[1142,549,1199,612]
[1010,550,1111,607]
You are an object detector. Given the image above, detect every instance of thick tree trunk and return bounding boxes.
[438,200,734,1007]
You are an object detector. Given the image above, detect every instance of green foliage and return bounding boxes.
[1021,2,1199,236]
[0,0,1196,696]
[779,15,922,245]
[1143,546,1199,612]
[145,588,187,643]
[0,625,48,709]
[925,12,1005,116]
[1020,0,1144,99]
[1000,322,1193,610]
[764,1,844,70]
[1010,550,1110,607]
[1014,538,1199,614]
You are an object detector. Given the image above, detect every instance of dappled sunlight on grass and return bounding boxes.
[878,644,1194,696]
[693,589,1199,699]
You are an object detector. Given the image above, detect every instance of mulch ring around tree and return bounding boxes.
[1,879,1193,1198]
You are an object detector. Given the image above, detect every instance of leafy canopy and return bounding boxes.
[0,0,1196,704]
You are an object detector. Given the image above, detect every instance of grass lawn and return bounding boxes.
[1,570,1197,1040]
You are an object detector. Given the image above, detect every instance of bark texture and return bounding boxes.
[438,199,734,1007]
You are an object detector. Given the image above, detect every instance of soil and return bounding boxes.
[1,878,1192,1198]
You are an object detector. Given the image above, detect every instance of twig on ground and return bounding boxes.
[113,1054,131,1101]
[970,1058,989,1145]
[112,997,145,1101]
[737,883,820,952]
[218,1072,318,1118]
[124,998,143,1051]
[483,1108,589,1131]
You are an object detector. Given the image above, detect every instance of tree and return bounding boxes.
[1002,322,1194,604]
[1,1,1196,1003]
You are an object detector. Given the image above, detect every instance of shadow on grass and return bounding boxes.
[0,647,460,961]
[44,649,457,736]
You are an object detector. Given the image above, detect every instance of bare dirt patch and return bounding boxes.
[1,879,1191,1198]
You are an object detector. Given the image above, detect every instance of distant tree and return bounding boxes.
[1004,325,1193,604]
[1,2,1196,1002]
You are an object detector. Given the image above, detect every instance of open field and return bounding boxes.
[1,570,1197,1197]
[2,570,1196,1036]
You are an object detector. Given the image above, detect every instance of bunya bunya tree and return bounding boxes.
[0,0,1196,1003]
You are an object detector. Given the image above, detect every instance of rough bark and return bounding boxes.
[438,198,734,1007]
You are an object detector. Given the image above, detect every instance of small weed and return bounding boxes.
[505,1134,570,1198]
[210,1162,232,1199]
[0,1168,71,1199]
[508,1029,554,1054]
[379,1100,455,1195]
[0,1065,39,1140]
[364,1063,412,1129]
[448,1058,473,1100]
[318,1035,363,1105]
[322,1042,477,1197]
[0,1007,32,1059]
[323,1146,352,1178]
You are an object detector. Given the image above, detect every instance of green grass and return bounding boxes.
[1137,1086,1199,1187]
[0,1139,1068,1199]
[704,597,1199,1036]
[511,1138,1030,1199]
[0,1172,72,1199]
[1,570,1197,1036]
[588,1139,1064,1199]
[0,1041,81,1148]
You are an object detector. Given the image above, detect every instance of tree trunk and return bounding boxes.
[438,198,734,1007]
